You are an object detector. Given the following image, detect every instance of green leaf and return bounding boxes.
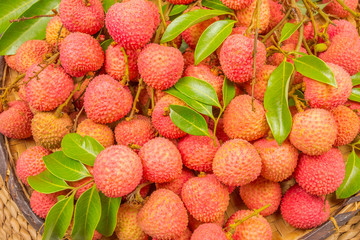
[222,77,235,108]
[28,170,73,194]
[169,5,188,16]
[161,9,231,43]
[349,88,360,102]
[72,185,101,240]
[336,150,360,199]
[0,0,60,55]
[61,133,104,166]
[165,87,213,117]
[293,55,337,87]
[102,0,115,12]
[101,39,113,52]
[195,20,235,65]
[43,151,91,182]
[174,77,221,107]
[169,105,210,136]
[202,0,234,12]
[43,194,74,240]
[288,89,305,106]
[96,192,121,237]
[264,61,294,145]
[0,0,39,34]
[351,72,360,86]
[279,22,303,44]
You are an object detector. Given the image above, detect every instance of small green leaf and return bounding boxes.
[102,0,115,12]
[351,72,360,86]
[169,5,188,16]
[161,9,231,43]
[336,150,360,199]
[28,170,73,194]
[96,192,121,237]
[72,185,101,240]
[264,61,294,145]
[349,88,360,102]
[293,55,337,87]
[279,22,304,44]
[43,194,74,240]
[0,0,61,55]
[101,39,113,52]
[43,151,91,181]
[61,133,104,166]
[195,20,235,65]
[174,77,221,107]
[166,87,213,117]
[202,0,234,12]
[169,105,210,136]
[222,77,235,108]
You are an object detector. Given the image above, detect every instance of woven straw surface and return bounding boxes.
[1,59,360,240]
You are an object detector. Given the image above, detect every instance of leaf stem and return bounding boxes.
[120,47,129,86]
[212,107,224,147]
[9,14,56,23]
[65,179,94,198]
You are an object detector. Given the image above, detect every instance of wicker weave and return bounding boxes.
[1,58,360,240]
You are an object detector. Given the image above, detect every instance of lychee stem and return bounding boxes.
[120,47,130,86]
[157,0,168,32]
[72,106,85,132]
[65,179,94,198]
[126,78,144,121]
[261,8,291,44]
[9,13,56,23]
[335,0,360,17]
[126,182,152,204]
[212,107,224,147]
[302,0,318,43]
[55,78,84,118]
[55,24,64,53]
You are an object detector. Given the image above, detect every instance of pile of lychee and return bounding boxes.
[1,0,360,239]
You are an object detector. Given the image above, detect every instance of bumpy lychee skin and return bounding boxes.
[177,130,219,172]
[304,63,352,109]
[220,34,266,83]
[225,210,272,240]
[45,16,71,48]
[0,101,33,139]
[323,0,357,18]
[223,95,268,141]
[295,149,345,196]
[188,214,225,232]
[289,108,337,156]
[115,115,155,148]
[213,139,262,186]
[106,0,159,50]
[84,75,133,124]
[331,105,360,146]
[220,0,254,10]
[156,168,194,197]
[243,65,276,101]
[5,55,18,71]
[266,0,284,31]
[138,44,184,90]
[93,145,142,198]
[76,119,114,148]
[72,77,91,109]
[15,40,52,73]
[182,174,230,222]
[60,32,104,77]
[327,20,358,40]
[24,64,74,111]
[191,223,227,240]
[151,95,187,139]
[115,203,148,240]
[240,177,282,216]
[268,43,307,66]
[319,32,360,76]
[16,146,51,186]
[137,189,188,240]
[253,139,299,182]
[30,191,60,219]
[167,0,195,4]
[139,137,182,183]
[31,112,73,150]
[59,0,104,35]
[281,184,330,229]
[236,0,270,34]
[105,44,140,81]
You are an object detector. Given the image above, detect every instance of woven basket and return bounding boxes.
[1,56,360,240]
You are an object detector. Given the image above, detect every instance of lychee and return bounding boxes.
[93,145,143,197]
[323,0,357,18]
[191,223,227,240]
[327,20,358,40]
[235,0,270,34]
[30,191,62,219]
[220,0,254,11]
[138,43,184,90]
[76,119,114,148]
[4,55,18,71]
[243,65,276,101]
[331,105,360,146]
[153,228,192,240]
[45,16,71,48]
[84,75,133,124]
[137,189,188,240]
[280,184,330,229]
[289,108,337,155]
[212,139,262,186]
[188,213,225,232]
[72,77,91,109]
[156,168,194,197]
[266,0,284,31]
[138,137,182,183]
